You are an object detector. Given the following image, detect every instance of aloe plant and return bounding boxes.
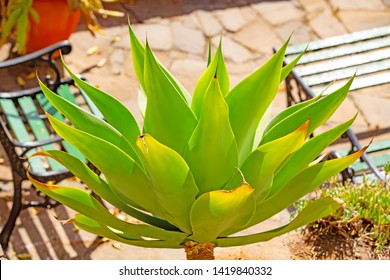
[28,25,366,260]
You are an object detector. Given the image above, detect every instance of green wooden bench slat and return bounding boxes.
[303,59,390,87]
[350,153,390,173]
[337,140,390,157]
[36,93,86,162]
[294,49,390,77]
[0,99,45,172]
[368,140,390,153]
[57,84,104,119]
[313,72,390,95]
[335,140,390,174]
[56,84,78,105]
[18,96,64,171]
[289,36,390,65]
[285,25,390,55]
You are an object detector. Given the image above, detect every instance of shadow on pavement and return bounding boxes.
[0,194,102,260]
[86,0,283,27]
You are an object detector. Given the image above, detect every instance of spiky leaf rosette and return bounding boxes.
[28,24,366,249]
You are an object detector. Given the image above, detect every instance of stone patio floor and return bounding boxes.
[1,0,389,260]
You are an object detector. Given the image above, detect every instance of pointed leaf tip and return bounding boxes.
[297,119,310,135]
[27,171,58,190]
[358,145,369,155]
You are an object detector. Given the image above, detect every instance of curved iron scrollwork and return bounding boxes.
[0,41,72,92]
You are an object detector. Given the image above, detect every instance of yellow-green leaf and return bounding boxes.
[226,38,289,163]
[74,214,184,248]
[270,115,356,196]
[27,173,139,239]
[191,38,229,118]
[28,174,185,242]
[45,114,159,215]
[280,45,307,82]
[136,134,199,233]
[190,183,255,243]
[129,22,146,90]
[248,146,367,227]
[261,76,354,145]
[225,121,309,202]
[38,79,141,165]
[184,78,238,194]
[216,197,341,247]
[62,60,141,150]
[143,42,197,155]
[263,94,321,136]
[129,23,191,103]
[31,150,175,230]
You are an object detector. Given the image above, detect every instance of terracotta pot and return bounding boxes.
[26,0,81,53]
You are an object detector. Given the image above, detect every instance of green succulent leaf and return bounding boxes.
[263,94,321,136]
[137,87,147,117]
[136,134,199,233]
[248,146,367,227]
[225,120,309,202]
[261,76,354,144]
[207,37,212,66]
[128,23,146,90]
[226,38,289,163]
[74,214,183,248]
[62,59,141,150]
[27,173,138,239]
[129,23,192,104]
[216,197,341,247]
[143,42,197,155]
[185,78,238,194]
[190,183,256,243]
[28,174,186,242]
[30,150,175,230]
[270,115,356,196]
[280,45,307,82]
[45,114,159,214]
[26,27,362,251]
[191,39,229,118]
[38,79,141,165]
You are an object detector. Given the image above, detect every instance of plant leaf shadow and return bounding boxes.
[0,192,103,260]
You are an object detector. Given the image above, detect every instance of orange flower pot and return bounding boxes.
[26,0,81,54]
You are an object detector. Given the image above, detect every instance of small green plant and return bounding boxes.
[27,25,366,260]
[294,176,390,257]
[384,162,390,186]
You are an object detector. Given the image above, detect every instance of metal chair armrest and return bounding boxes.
[0,41,72,69]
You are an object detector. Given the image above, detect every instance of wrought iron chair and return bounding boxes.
[0,41,101,252]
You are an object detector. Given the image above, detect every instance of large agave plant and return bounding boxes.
[28,25,366,260]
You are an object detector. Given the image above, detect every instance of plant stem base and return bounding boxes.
[184,241,216,260]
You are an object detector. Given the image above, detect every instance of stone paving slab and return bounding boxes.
[329,0,387,11]
[252,1,305,26]
[338,11,390,32]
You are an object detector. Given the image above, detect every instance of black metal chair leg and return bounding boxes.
[0,172,24,252]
